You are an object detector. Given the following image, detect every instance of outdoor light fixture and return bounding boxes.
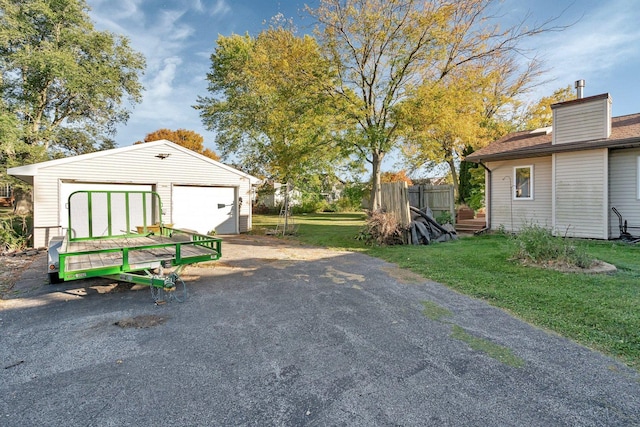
[155,153,171,159]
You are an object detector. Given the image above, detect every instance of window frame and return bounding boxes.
[513,165,534,200]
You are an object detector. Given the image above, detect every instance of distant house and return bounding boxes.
[465,88,640,239]
[256,182,302,208]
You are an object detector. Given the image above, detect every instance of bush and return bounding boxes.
[510,223,594,269]
[334,183,367,212]
[0,215,30,252]
[435,211,453,225]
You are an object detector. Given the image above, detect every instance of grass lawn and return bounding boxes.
[252,213,640,371]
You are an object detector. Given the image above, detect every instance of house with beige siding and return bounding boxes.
[465,91,640,240]
[8,139,259,247]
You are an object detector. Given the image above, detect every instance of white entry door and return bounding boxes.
[172,186,237,235]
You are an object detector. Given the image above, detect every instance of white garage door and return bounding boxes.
[172,186,237,235]
[59,182,153,233]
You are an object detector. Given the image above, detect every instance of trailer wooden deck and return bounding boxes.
[58,231,221,281]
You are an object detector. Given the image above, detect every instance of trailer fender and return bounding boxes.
[47,236,65,284]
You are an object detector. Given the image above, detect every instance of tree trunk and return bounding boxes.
[12,187,33,215]
[370,151,384,210]
[446,157,459,201]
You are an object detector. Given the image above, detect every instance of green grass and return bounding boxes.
[252,213,640,371]
[252,212,369,249]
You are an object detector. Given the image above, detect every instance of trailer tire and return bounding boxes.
[48,272,62,284]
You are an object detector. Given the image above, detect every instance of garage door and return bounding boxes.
[172,186,237,235]
[60,182,154,233]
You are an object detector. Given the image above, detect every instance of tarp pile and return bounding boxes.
[408,206,457,245]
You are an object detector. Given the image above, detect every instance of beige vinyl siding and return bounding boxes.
[553,149,608,239]
[487,156,553,232]
[608,147,640,238]
[553,97,611,144]
[30,142,253,246]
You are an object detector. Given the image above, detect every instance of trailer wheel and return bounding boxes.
[48,272,62,284]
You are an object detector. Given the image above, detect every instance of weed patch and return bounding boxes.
[510,223,594,269]
[451,325,525,368]
[0,215,30,252]
[420,300,453,321]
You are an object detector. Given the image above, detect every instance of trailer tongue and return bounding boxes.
[48,190,221,302]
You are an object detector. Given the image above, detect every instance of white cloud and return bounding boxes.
[539,1,640,79]
[88,0,145,23]
[192,0,205,13]
[158,10,196,41]
[210,0,231,17]
[507,0,640,109]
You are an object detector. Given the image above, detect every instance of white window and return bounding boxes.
[514,165,533,200]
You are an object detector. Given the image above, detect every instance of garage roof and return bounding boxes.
[8,139,259,185]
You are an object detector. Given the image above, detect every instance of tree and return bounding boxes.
[309,0,565,210]
[381,170,412,185]
[141,128,220,161]
[517,85,575,130]
[399,54,546,198]
[0,0,145,157]
[457,84,574,206]
[196,20,343,185]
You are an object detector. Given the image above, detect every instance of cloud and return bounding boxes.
[192,0,205,13]
[209,0,231,17]
[533,0,640,81]
[157,9,195,42]
[88,0,144,24]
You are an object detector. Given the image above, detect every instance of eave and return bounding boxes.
[466,136,640,163]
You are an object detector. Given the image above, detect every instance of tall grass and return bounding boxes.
[509,223,594,268]
[0,214,31,252]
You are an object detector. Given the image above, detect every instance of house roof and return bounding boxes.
[8,140,260,185]
[465,112,640,163]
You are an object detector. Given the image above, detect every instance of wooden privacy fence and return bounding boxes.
[380,182,411,227]
[408,184,455,222]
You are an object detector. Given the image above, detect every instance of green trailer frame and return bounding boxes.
[48,190,221,301]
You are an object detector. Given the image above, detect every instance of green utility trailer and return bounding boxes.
[47,190,221,302]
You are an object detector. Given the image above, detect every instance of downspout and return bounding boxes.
[475,161,492,234]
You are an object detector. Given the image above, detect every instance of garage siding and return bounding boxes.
[28,141,254,247]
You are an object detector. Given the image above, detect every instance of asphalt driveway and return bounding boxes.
[1,235,638,426]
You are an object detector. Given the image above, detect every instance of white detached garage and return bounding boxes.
[8,140,259,247]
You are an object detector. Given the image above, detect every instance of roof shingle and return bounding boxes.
[465,112,640,163]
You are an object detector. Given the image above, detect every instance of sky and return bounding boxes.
[86,0,640,171]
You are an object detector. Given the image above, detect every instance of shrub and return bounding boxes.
[335,183,367,212]
[435,211,453,225]
[0,215,30,252]
[510,223,594,269]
